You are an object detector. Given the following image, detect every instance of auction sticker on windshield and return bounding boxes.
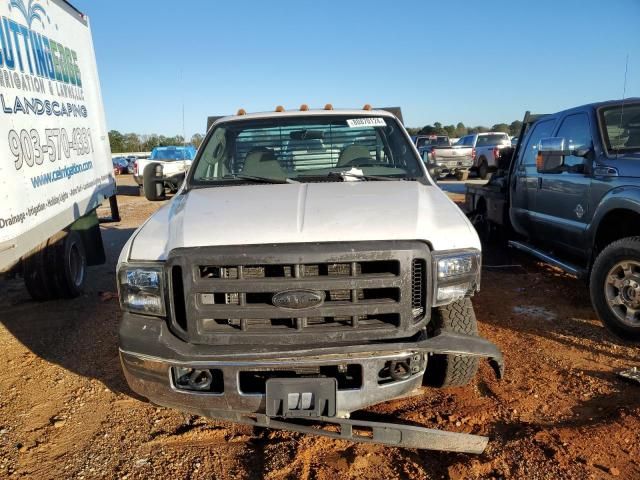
[346,118,386,128]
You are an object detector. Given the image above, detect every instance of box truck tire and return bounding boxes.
[143,163,166,201]
[23,230,87,301]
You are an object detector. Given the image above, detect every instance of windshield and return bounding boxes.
[600,103,640,153]
[416,136,449,148]
[150,146,196,161]
[476,134,509,147]
[191,115,424,184]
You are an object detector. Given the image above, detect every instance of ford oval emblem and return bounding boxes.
[272,289,325,310]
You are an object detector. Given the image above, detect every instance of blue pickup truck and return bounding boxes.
[465,98,640,340]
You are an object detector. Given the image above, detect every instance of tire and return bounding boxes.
[478,159,489,180]
[455,170,469,181]
[424,298,480,387]
[590,237,640,341]
[24,230,87,301]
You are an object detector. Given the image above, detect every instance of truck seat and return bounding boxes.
[337,145,370,167]
[242,148,286,178]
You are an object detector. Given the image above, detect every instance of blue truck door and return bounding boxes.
[509,119,556,236]
[530,112,593,256]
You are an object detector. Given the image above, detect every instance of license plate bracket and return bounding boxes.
[265,378,337,418]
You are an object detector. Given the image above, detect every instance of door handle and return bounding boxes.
[538,177,542,189]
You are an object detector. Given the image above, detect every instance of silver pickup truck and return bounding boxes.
[425,142,474,179]
[457,132,511,179]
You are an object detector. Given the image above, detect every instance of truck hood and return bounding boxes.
[125,181,480,261]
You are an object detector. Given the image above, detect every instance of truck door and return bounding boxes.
[530,112,593,256]
[509,119,556,236]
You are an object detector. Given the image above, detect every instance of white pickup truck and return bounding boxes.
[117,106,503,452]
[134,145,196,195]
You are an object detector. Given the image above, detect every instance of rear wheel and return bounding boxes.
[24,230,87,301]
[590,237,640,341]
[455,170,469,181]
[478,159,489,180]
[424,298,479,387]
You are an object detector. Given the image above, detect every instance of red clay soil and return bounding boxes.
[0,177,638,479]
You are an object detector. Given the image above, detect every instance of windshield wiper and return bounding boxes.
[326,171,400,181]
[201,174,298,184]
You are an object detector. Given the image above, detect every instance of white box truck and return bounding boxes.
[0,0,117,299]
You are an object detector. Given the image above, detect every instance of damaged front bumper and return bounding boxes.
[119,313,503,452]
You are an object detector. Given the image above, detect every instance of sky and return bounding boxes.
[74,0,640,138]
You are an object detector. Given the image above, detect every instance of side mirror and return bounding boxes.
[142,162,166,201]
[536,137,590,173]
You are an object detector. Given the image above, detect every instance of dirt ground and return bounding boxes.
[1,176,638,479]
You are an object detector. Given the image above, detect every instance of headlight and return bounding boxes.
[432,250,481,306]
[118,264,166,316]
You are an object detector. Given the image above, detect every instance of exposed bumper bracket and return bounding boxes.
[419,330,504,379]
[213,410,489,453]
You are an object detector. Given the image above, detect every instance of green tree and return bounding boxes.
[468,126,489,134]
[418,125,436,135]
[454,122,467,137]
[159,135,185,147]
[108,130,125,153]
[190,133,204,149]
[491,123,510,134]
[141,134,160,151]
[433,122,447,135]
[123,133,141,152]
[443,125,456,137]
[509,120,523,136]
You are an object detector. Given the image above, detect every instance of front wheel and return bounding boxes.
[590,237,640,341]
[424,298,479,387]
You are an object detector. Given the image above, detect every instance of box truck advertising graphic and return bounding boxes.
[0,0,114,271]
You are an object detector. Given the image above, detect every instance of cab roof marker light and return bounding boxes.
[275,105,285,112]
[300,104,309,111]
[236,108,246,116]
[363,104,372,111]
[324,104,333,111]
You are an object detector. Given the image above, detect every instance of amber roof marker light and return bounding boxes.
[363,104,372,111]
[324,104,333,111]
[236,108,246,116]
[300,104,309,111]
[275,105,285,112]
